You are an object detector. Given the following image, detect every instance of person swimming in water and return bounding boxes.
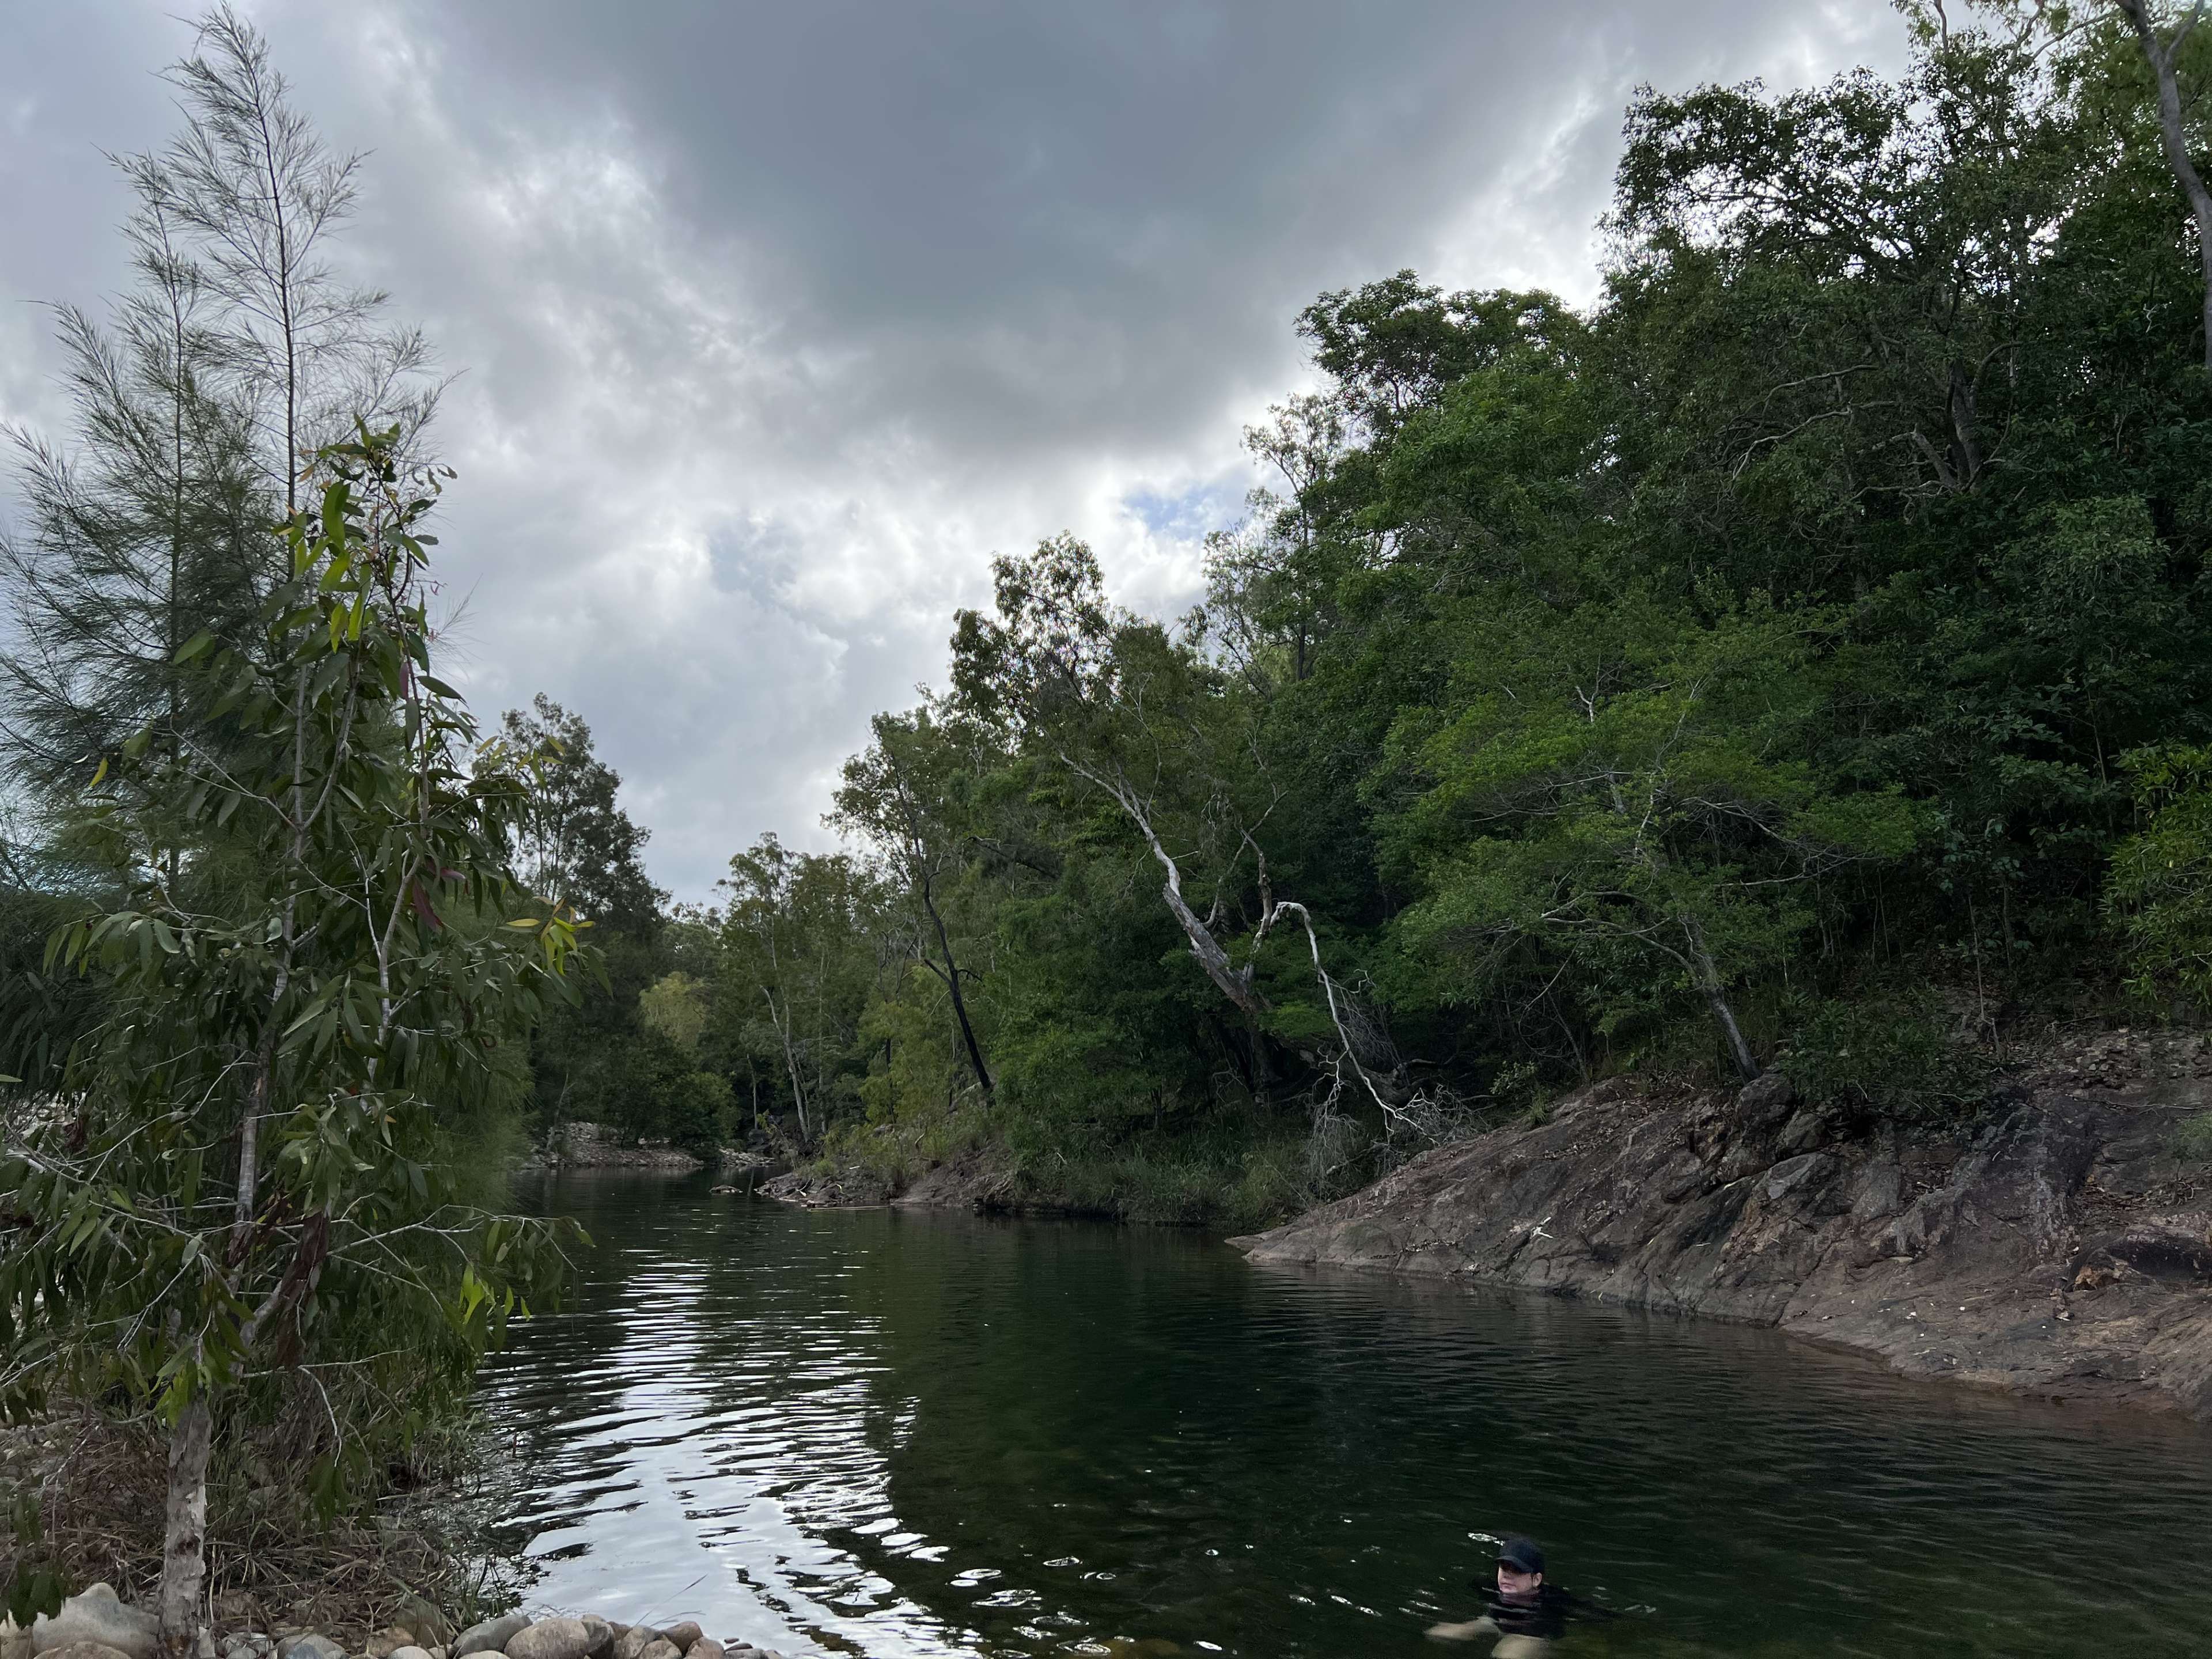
[1425,1536,1594,1654]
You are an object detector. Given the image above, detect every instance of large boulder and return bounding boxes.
[1732,1070,1797,1133]
[31,1586,160,1659]
[608,1633,659,1659]
[654,1631,700,1657]
[450,1616,527,1659]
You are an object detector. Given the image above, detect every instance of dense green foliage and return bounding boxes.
[628,11,2212,1214]
[0,12,584,1643]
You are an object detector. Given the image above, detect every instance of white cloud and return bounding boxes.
[0,0,1908,899]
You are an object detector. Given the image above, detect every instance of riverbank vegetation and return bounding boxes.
[14,0,2212,1638]
[619,3,2212,1216]
[0,10,587,1647]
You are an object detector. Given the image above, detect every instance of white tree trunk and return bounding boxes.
[158,1396,213,1659]
[2118,1,2212,372]
[1681,916,1760,1082]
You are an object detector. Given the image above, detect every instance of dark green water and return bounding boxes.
[479,1172,2212,1658]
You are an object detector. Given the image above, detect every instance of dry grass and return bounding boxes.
[3,1408,522,1644]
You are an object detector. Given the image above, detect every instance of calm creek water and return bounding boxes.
[476,1172,2212,1658]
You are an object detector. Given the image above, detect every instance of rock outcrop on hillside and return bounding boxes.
[1232,1032,2212,1417]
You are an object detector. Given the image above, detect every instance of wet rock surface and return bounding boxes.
[1233,1031,2212,1418]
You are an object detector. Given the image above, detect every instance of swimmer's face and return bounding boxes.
[1496,1564,1543,1603]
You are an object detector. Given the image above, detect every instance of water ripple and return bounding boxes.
[474,1174,2212,1659]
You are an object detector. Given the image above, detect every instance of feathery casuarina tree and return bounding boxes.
[0,431,591,1658]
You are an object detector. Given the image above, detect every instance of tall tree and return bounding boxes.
[2112,1,2212,369]
[2,4,436,815]
[832,706,997,1099]
[2,431,589,1658]
[160,5,437,514]
[499,692,662,930]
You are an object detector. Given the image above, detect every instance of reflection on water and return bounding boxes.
[476,1172,2212,1658]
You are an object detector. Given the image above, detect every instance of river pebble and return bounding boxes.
[506,1620,596,1659]
[451,1615,527,1659]
[19,1589,804,1659]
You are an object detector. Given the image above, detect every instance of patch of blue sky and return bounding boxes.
[1120,478,1246,542]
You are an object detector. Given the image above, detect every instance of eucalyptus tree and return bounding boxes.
[499,692,662,930]
[717,836,889,1142]
[952,536,1433,1145]
[0,433,590,1657]
[832,705,998,1099]
[2107,0,2212,368]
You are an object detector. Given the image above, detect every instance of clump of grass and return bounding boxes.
[3,1406,520,1638]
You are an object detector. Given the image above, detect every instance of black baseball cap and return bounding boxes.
[1495,1537,1545,1575]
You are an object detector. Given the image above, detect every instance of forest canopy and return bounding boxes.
[14,3,2212,1296]
[609,3,2212,1214]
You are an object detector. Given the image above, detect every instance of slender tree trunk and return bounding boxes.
[1681,916,1760,1082]
[763,987,808,1138]
[158,1395,213,1659]
[2119,0,2212,373]
[918,870,993,1097]
[1066,756,1270,1016]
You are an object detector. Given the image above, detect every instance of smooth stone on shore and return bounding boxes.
[652,1630,699,1657]
[385,1646,433,1659]
[367,1630,420,1659]
[506,1621,597,1659]
[578,1619,612,1659]
[633,1641,681,1659]
[222,1638,274,1659]
[609,1633,659,1659]
[32,1587,161,1659]
[683,1642,723,1659]
[450,1616,527,1659]
[275,1641,345,1659]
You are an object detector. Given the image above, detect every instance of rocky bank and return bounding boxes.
[1232,1030,2212,1418]
[520,1122,702,1173]
[1,1587,805,1659]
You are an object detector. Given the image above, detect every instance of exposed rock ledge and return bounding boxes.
[1231,1032,2212,1419]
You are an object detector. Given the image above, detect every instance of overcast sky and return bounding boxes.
[0,1,1906,900]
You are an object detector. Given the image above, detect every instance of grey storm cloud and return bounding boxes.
[0,0,1905,899]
